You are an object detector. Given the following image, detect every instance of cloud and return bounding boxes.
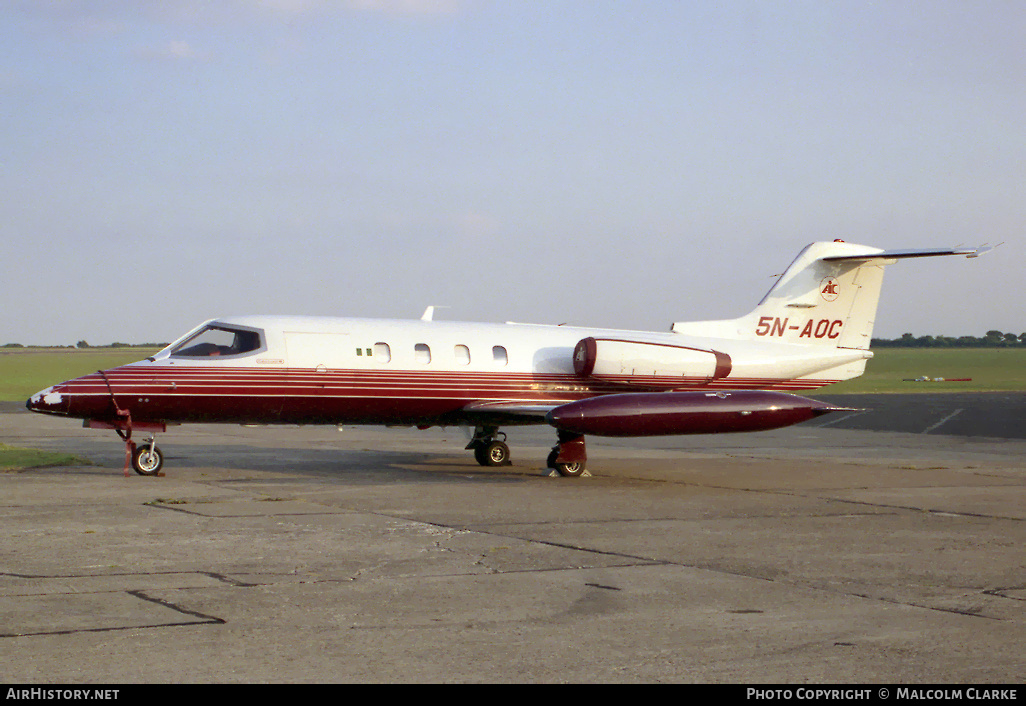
[255,0,464,17]
[165,40,200,59]
[134,40,211,61]
[70,17,128,38]
[455,210,501,238]
[343,0,463,14]
[9,0,467,31]
[0,69,22,88]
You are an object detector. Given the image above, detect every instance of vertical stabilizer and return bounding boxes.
[746,241,887,350]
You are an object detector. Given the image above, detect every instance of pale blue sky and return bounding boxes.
[2,1,1023,345]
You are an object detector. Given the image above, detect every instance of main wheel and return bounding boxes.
[132,443,164,476]
[554,461,585,478]
[475,440,510,467]
[473,444,488,466]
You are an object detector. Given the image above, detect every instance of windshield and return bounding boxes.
[170,324,264,358]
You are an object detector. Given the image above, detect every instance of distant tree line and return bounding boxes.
[871,331,1026,348]
[2,341,169,349]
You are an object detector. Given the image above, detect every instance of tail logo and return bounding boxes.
[820,277,840,302]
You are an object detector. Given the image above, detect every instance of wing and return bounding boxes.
[458,400,561,426]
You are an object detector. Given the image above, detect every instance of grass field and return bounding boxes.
[820,348,1026,394]
[1,346,1023,402]
[0,443,92,470]
[0,347,161,402]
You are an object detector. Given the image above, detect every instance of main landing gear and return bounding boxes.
[547,430,587,478]
[466,426,511,467]
[467,426,588,477]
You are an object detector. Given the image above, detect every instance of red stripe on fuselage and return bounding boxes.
[51,365,839,425]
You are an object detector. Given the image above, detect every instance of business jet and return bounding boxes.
[27,240,988,477]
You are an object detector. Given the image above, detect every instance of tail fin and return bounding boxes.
[672,241,990,350]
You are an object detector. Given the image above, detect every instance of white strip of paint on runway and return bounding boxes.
[815,410,867,428]
[923,408,964,434]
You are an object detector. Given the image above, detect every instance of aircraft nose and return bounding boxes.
[26,386,70,415]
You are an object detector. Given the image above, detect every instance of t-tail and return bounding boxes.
[671,240,992,385]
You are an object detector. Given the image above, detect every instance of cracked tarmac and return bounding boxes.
[1,401,1024,682]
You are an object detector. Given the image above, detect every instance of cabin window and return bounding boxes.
[374,342,391,363]
[415,343,431,364]
[454,344,470,365]
[171,325,263,358]
[492,345,508,366]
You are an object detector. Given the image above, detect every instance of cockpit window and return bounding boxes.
[171,325,263,358]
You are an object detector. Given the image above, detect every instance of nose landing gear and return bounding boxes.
[94,369,166,477]
[131,436,164,476]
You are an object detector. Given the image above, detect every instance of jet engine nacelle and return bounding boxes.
[573,337,732,384]
[546,390,848,437]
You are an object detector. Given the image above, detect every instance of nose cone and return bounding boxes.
[26,386,70,415]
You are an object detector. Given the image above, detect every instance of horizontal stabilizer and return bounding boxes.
[821,245,993,262]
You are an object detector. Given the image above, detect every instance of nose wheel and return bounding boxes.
[131,437,164,476]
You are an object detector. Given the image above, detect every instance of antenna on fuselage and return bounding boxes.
[421,305,450,321]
